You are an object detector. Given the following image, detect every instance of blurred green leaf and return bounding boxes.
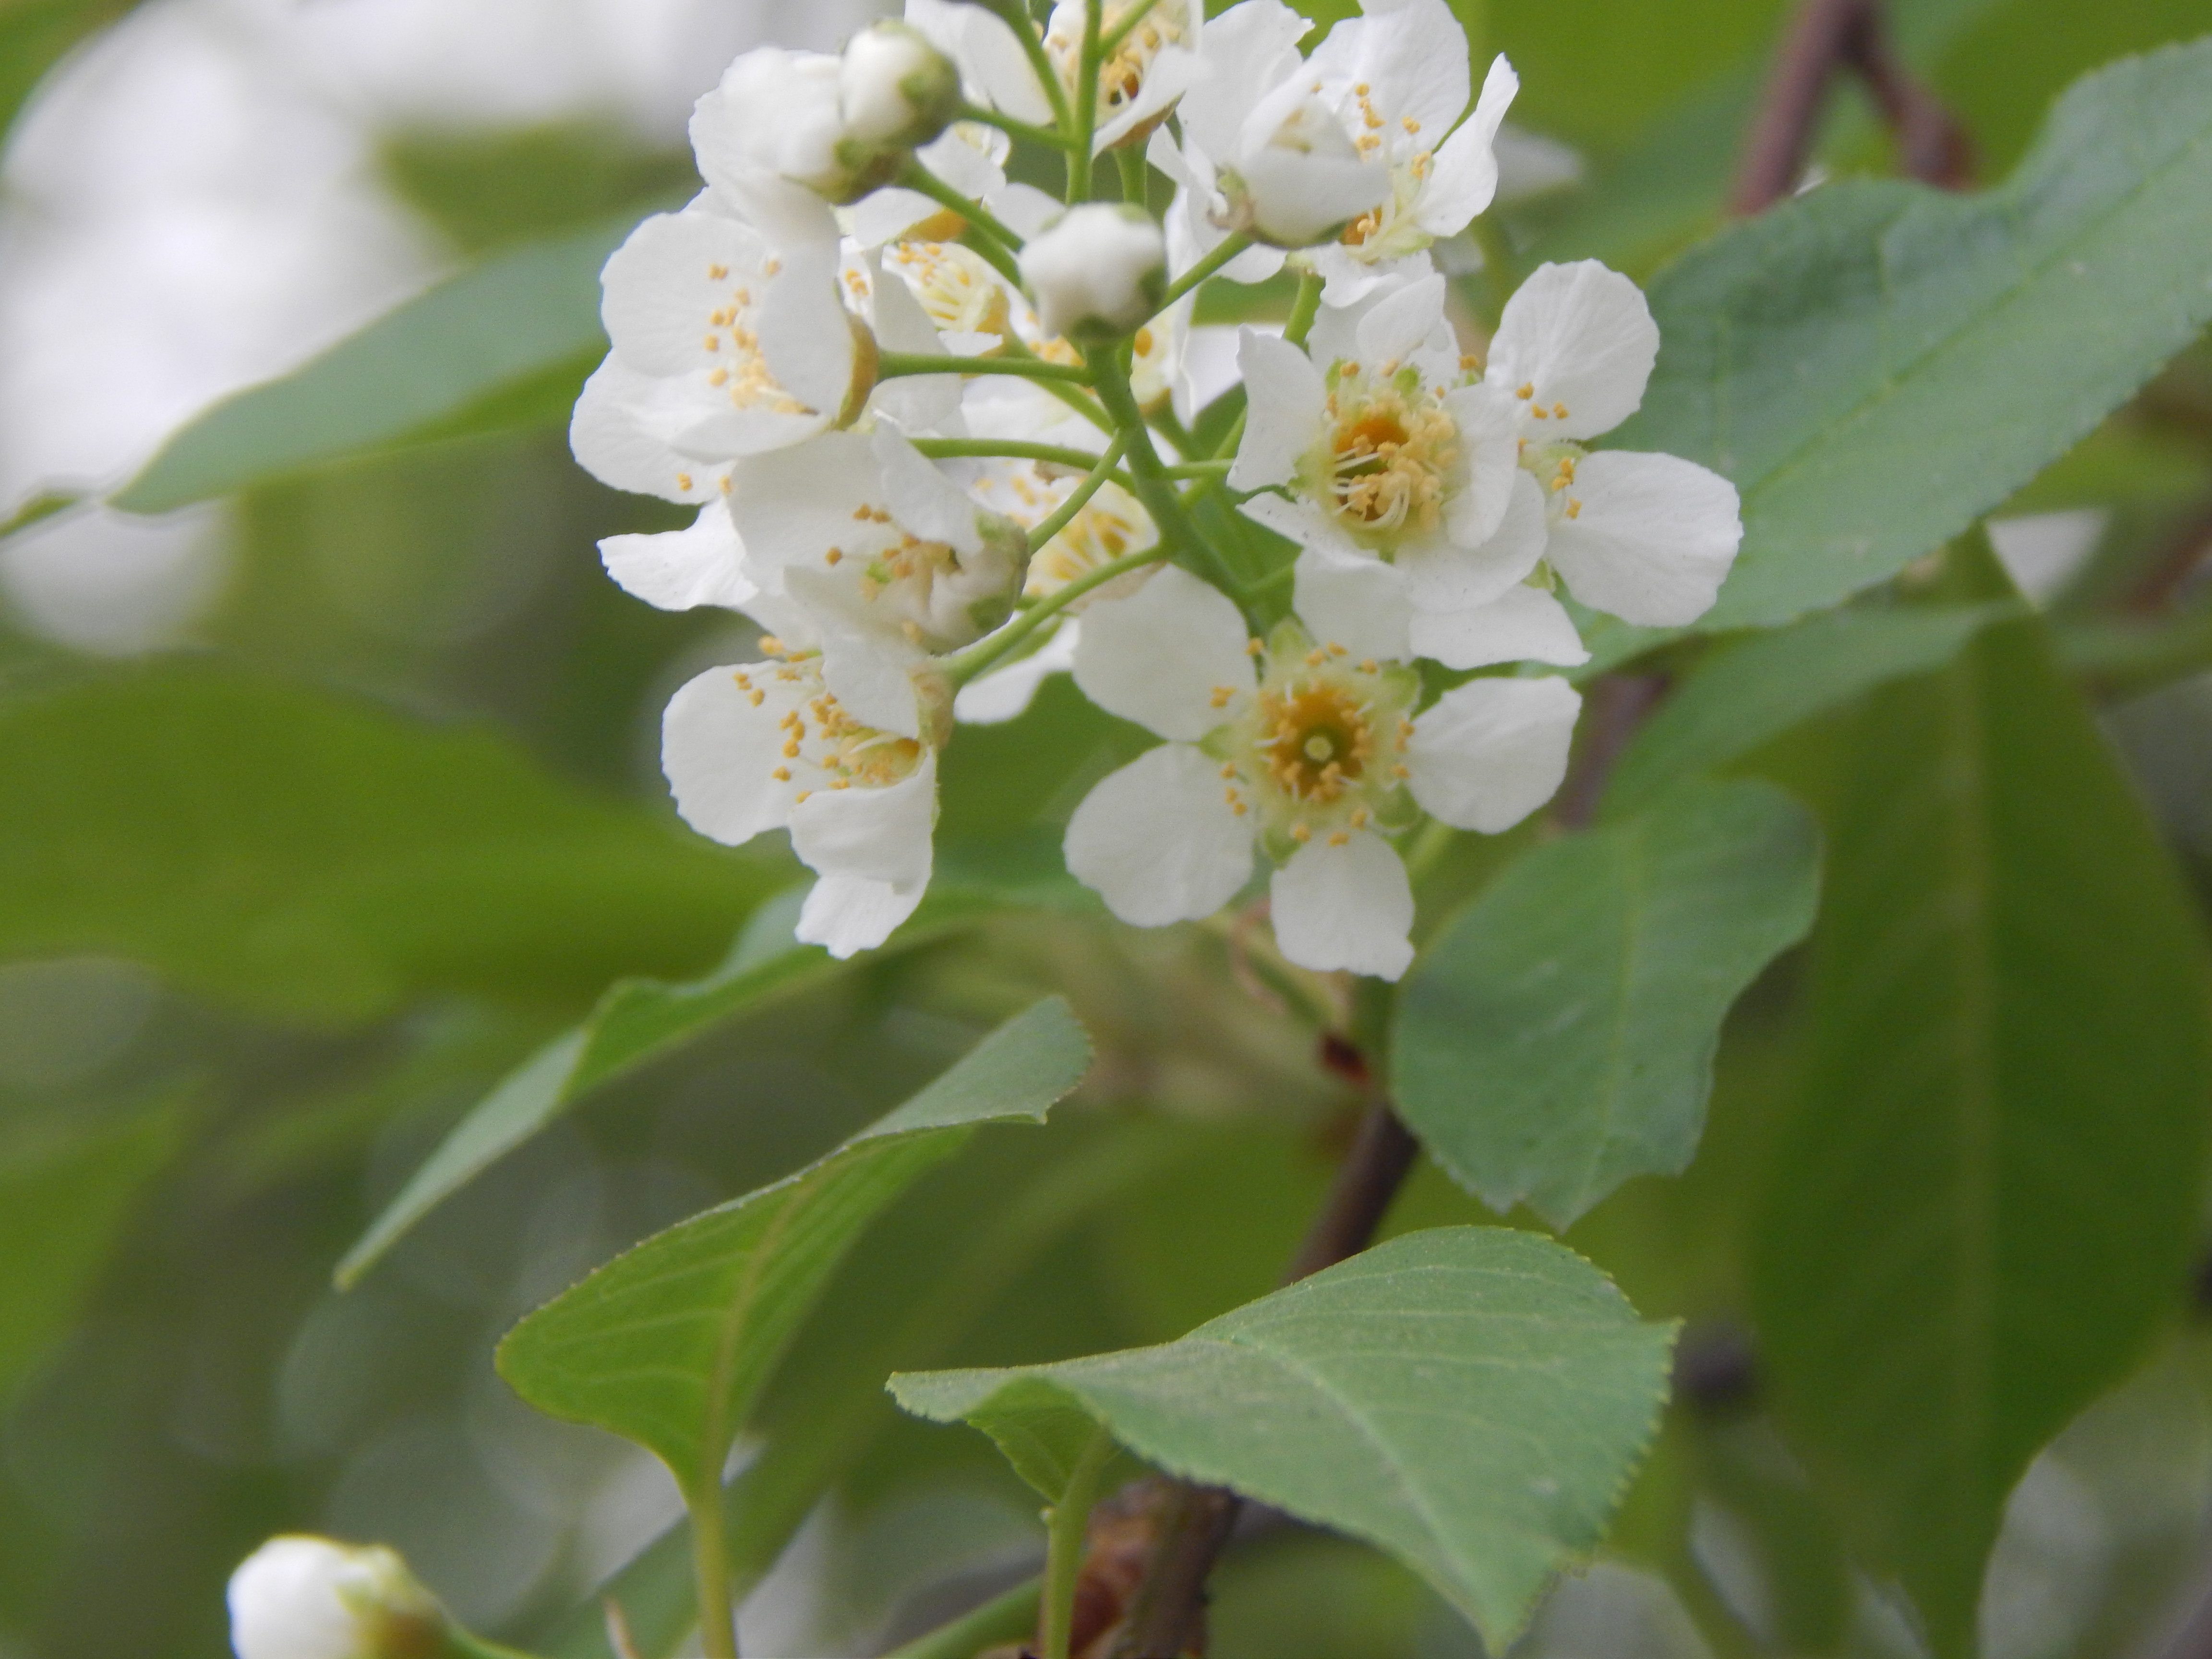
[0,662,778,1023]
[894,1227,1676,1651]
[0,1102,183,1399]
[1622,37,2212,631]
[339,866,1094,1286]
[0,0,137,144]
[1394,781,1820,1231]
[113,214,637,513]
[1603,603,2017,818]
[498,997,1091,1508]
[1748,543,2212,1657]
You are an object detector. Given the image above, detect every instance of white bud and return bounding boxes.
[1019,205,1166,340]
[227,1537,444,1659]
[839,22,962,148]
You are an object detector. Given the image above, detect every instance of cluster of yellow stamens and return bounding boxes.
[889,242,1011,339]
[698,259,811,418]
[733,662,921,804]
[1315,363,1459,542]
[1048,2,1189,114]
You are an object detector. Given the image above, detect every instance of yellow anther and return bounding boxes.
[795,789,811,803]
[1359,659,1377,674]
[1291,822,1312,844]
[1566,498,1583,519]
[704,335,721,351]
[1403,116,1420,133]
[1210,685,1236,709]
[1232,801,1249,817]
[1552,403,1568,419]
[1220,763,1238,780]
[1328,642,1348,657]
[1329,831,1351,847]
[771,765,790,781]
[676,472,694,492]
[1245,637,1264,656]
[1350,807,1370,829]
[782,738,801,758]
[719,476,733,494]
[759,636,785,656]
[1532,405,1550,419]
[1393,763,1411,778]
[1224,787,1240,805]
[708,263,729,280]
[825,548,843,565]
[1516,383,1535,400]
[709,368,729,386]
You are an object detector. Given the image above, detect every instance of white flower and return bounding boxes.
[228,1537,442,1659]
[904,0,1058,128]
[1152,0,1388,259]
[690,27,961,246]
[1043,0,1204,154]
[732,427,1027,738]
[1489,260,1744,627]
[1019,205,1166,339]
[1061,565,1579,979]
[571,205,866,495]
[1231,272,1578,670]
[1298,2,1518,302]
[665,645,942,959]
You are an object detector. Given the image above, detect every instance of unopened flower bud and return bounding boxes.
[839,22,962,149]
[1020,205,1166,341]
[227,1537,445,1659]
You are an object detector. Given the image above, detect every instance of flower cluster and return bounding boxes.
[573,0,1742,977]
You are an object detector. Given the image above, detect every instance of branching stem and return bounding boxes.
[1042,1429,1118,1659]
[1158,232,1254,311]
[877,351,1094,386]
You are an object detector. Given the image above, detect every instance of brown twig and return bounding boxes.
[1553,673,1671,831]
[1731,0,1973,216]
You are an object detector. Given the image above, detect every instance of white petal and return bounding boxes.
[570,357,721,503]
[601,506,756,612]
[1546,450,1743,626]
[991,182,1065,240]
[661,665,800,846]
[1064,744,1255,926]
[1354,271,1447,367]
[1269,833,1415,980]
[1404,467,1546,611]
[1408,583,1589,670]
[1228,330,1327,492]
[781,565,929,739]
[1414,54,1516,236]
[1310,0,1469,136]
[848,186,942,249]
[1184,0,1313,159]
[732,432,880,578]
[874,428,984,555]
[954,622,1081,724]
[797,874,926,958]
[601,212,765,378]
[1407,674,1581,832]
[1487,261,1659,441]
[757,244,858,417]
[1073,564,1254,740]
[1443,383,1524,549]
[907,0,1054,123]
[1291,543,1413,662]
[1238,487,1334,551]
[791,753,937,887]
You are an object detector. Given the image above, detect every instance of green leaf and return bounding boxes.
[337,866,1091,1287]
[893,1226,1677,1651]
[0,1102,183,1400]
[1622,37,2212,631]
[1747,544,2212,1656]
[0,662,778,1023]
[1394,781,1821,1230]
[1602,602,2018,817]
[497,997,1092,1503]
[112,214,637,513]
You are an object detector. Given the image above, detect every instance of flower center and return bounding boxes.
[889,241,1010,339]
[1025,480,1157,600]
[1256,680,1371,804]
[1048,2,1189,116]
[745,660,924,799]
[1318,371,1458,542]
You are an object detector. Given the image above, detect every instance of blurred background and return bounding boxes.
[2,1,2212,1656]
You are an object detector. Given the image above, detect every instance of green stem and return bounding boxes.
[895,161,1027,288]
[1158,231,1254,310]
[914,438,1117,471]
[1117,143,1151,206]
[1283,268,1324,348]
[1067,0,1103,200]
[878,351,1094,385]
[1166,459,1233,479]
[1400,816,1456,883]
[1098,0,1166,55]
[939,541,1165,685]
[959,101,1070,153]
[1041,1429,1117,1659]
[880,1578,1042,1659]
[980,0,1076,142]
[686,1483,739,1659]
[1024,433,1131,552]
[1209,405,1249,463]
[1090,349,1242,595]
[445,1633,548,1659]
